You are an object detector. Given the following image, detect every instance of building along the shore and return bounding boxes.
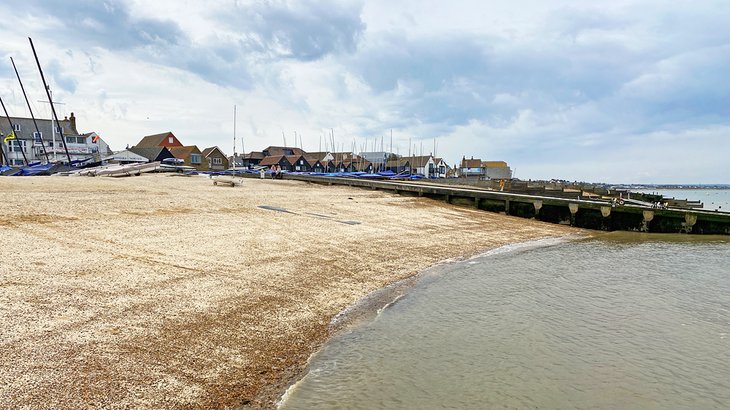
[0,113,111,165]
[202,146,229,170]
[135,132,184,148]
[168,146,205,171]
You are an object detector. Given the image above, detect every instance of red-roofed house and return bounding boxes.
[134,132,184,148]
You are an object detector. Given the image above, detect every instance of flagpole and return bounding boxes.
[0,96,29,165]
[0,134,7,166]
[29,37,72,165]
[10,57,50,163]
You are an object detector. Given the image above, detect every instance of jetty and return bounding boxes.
[285,174,730,235]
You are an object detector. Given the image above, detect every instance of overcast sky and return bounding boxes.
[1,0,728,183]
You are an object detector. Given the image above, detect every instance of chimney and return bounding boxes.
[69,112,76,132]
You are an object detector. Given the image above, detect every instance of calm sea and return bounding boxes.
[281,234,730,409]
[636,189,730,212]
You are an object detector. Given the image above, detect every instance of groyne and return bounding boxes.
[285,175,730,235]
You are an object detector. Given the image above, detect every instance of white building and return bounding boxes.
[0,113,111,165]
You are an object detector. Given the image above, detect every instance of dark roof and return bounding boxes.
[304,152,330,161]
[462,158,482,168]
[243,151,265,160]
[129,146,172,161]
[262,146,305,157]
[259,155,291,166]
[0,116,77,141]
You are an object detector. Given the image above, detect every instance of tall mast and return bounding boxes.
[29,37,72,165]
[0,96,29,165]
[11,57,50,163]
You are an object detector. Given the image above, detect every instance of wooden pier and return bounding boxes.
[285,175,730,235]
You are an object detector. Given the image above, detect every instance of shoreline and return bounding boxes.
[268,234,591,409]
[0,174,578,408]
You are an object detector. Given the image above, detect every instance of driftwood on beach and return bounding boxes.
[0,174,573,408]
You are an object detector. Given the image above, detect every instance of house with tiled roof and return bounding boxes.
[234,151,265,168]
[308,158,325,173]
[385,158,411,174]
[169,146,204,170]
[404,155,437,176]
[135,132,183,149]
[460,156,483,177]
[202,146,229,170]
[433,157,448,178]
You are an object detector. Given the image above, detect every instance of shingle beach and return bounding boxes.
[0,175,574,408]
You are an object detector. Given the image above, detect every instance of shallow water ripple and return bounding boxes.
[282,236,730,409]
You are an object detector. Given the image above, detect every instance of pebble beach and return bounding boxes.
[0,174,574,408]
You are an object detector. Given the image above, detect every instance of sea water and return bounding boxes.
[280,234,730,409]
[636,188,730,212]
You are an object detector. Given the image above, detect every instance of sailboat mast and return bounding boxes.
[29,37,72,165]
[0,96,29,165]
[11,57,50,163]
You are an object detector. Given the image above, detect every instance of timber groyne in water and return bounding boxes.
[285,175,730,235]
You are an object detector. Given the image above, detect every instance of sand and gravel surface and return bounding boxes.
[0,174,574,408]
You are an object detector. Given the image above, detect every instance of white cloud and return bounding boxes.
[0,0,728,182]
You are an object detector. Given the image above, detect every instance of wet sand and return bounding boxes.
[0,174,576,408]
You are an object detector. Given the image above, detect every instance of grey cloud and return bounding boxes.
[22,0,184,50]
[229,1,366,61]
[46,59,78,93]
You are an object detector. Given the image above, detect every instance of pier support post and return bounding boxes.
[641,210,654,232]
[533,200,542,218]
[568,203,579,226]
[504,199,510,215]
[601,206,611,217]
[681,213,697,234]
[445,194,450,204]
[474,197,480,209]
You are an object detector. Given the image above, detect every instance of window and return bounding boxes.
[13,124,20,132]
[10,140,26,152]
[190,154,201,164]
[55,125,62,133]
[212,157,222,165]
[12,159,24,166]
[33,132,44,146]
[168,137,174,144]
[65,136,87,144]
